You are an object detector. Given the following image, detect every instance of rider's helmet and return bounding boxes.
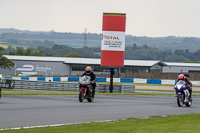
[178,74,185,80]
[85,66,92,75]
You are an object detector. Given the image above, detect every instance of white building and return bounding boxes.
[2,55,200,76]
[1,55,166,76]
[163,62,200,73]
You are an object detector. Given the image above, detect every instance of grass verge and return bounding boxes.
[1,113,200,133]
[2,90,78,95]
[2,89,200,96]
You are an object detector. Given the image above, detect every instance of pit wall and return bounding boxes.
[3,77,200,86]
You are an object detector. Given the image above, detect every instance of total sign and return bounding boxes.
[101,13,126,67]
[101,31,125,51]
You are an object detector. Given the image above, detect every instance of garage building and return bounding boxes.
[1,55,166,76]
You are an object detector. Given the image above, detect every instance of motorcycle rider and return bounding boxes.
[82,66,96,95]
[176,74,192,100]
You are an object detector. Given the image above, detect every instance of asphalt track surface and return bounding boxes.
[0,95,200,129]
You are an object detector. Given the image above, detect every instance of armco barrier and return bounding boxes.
[12,80,135,93]
[14,80,79,91]
[3,77,200,85]
[97,84,135,93]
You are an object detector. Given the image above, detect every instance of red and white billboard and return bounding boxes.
[101,13,126,67]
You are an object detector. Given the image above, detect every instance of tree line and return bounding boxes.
[1,28,200,51]
[1,44,200,63]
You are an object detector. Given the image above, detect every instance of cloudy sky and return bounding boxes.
[0,0,200,37]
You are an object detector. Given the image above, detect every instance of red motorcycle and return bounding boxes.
[79,76,95,102]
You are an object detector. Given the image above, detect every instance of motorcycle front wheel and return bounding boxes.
[79,89,84,102]
[177,94,183,107]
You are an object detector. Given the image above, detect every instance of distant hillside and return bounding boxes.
[0,28,200,52]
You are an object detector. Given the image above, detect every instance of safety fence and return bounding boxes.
[3,76,200,86]
[11,80,135,93]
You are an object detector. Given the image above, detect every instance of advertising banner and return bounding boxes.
[101,13,126,67]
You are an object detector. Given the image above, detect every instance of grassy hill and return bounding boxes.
[1,28,200,52]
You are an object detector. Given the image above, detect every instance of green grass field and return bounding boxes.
[1,113,200,133]
[2,89,200,96]
[0,89,175,96]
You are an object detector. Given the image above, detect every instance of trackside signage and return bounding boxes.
[101,31,125,51]
[101,13,126,67]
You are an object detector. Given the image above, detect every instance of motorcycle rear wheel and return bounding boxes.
[87,91,95,102]
[177,94,183,107]
[79,89,84,102]
[185,99,192,107]
[87,97,94,102]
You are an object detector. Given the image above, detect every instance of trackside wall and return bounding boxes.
[3,77,200,86]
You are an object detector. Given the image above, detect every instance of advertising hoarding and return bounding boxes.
[101,13,126,67]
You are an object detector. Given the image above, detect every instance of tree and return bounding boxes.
[0,47,15,69]
[16,47,25,55]
[65,52,82,58]
[24,48,32,56]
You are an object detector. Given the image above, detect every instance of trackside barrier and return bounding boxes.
[161,80,175,85]
[12,80,135,93]
[96,84,135,93]
[121,84,135,93]
[14,80,79,91]
[147,79,161,84]
[3,77,200,85]
[120,78,133,83]
[68,77,79,82]
[96,78,107,82]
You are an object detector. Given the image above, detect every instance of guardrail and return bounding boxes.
[13,80,135,93]
[97,84,135,93]
[14,80,79,91]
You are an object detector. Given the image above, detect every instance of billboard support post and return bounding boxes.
[109,68,114,93]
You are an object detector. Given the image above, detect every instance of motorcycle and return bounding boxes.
[174,80,192,107]
[79,76,95,102]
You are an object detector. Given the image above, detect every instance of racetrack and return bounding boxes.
[0,95,200,129]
